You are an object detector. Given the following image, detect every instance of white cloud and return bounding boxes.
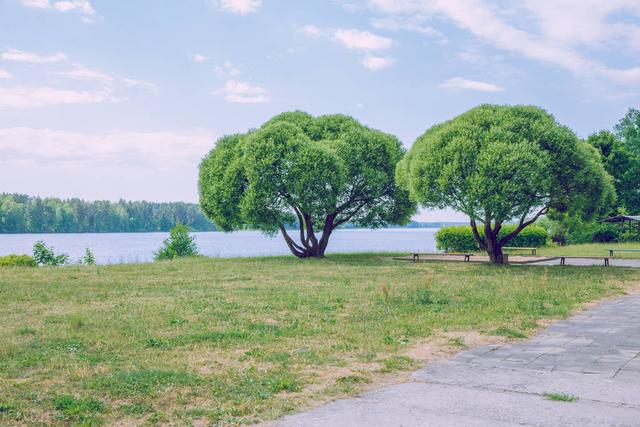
[209,0,262,15]
[0,127,214,169]
[213,60,240,78]
[439,77,503,92]
[53,0,95,15]
[366,0,640,84]
[55,66,114,83]
[213,79,270,104]
[361,56,395,71]
[0,69,12,79]
[20,0,50,8]
[333,29,394,50]
[370,16,444,38]
[190,53,209,62]
[0,86,116,108]
[1,49,67,64]
[19,0,95,17]
[522,0,640,50]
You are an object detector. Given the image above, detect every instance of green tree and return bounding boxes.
[154,223,199,261]
[396,105,614,264]
[199,111,415,258]
[615,108,640,155]
[587,130,640,214]
[0,193,216,233]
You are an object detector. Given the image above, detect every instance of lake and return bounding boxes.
[0,228,438,264]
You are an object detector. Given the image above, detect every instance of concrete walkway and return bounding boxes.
[277,294,640,426]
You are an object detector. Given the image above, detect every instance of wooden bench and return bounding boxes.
[503,246,537,256]
[608,249,640,257]
[559,256,610,266]
[412,253,473,262]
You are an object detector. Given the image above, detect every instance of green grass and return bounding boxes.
[544,392,578,402]
[0,252,638,425]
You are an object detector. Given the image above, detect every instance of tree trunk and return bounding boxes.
[486,239,506,264]
[278,223,330,258]
[483,222,507,264]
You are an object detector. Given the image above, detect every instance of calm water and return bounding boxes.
[0,228,438,264]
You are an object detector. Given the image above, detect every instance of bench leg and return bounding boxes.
[560,258,565,266]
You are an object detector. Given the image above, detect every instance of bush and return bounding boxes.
[0,254,36,267]
[436,225,548,253]
[154,223,198,261]
[32,241,69,266]
[79,248,96,265]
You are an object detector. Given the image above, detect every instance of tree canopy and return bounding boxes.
[396,104,614,263]
[615,108,640,156]
[0,194,215,233]
[588,130,640,215]
[199,111,415,258]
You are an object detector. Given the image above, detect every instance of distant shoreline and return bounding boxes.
[0,223,467,235]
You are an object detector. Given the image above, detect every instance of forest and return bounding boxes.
[0,194,216,233]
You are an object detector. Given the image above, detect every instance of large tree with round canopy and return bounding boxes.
[396,104,615,264]
[199,111,415,258]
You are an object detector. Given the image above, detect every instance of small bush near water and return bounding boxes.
[0,254,36,267]
[154,223,198,261]
[436,225,548,253]
[32,241,69,266]
[78,248,96,265]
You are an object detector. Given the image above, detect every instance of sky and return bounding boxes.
[1,0,640,222]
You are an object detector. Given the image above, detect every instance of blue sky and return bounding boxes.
[1,0,639,221]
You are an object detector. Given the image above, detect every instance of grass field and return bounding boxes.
[1,253,639,425]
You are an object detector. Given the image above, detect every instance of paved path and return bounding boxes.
[278,294,640,426]
[534,258,640,267]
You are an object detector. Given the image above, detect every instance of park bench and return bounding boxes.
[559,256,610,266]
[412,253,473,262]
[608,249,640,257]
[503,246,537,256]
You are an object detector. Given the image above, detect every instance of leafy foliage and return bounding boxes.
[32,241,69,266]
[615,108,640,156]
[0,254,36,267]
[436,225,548,253]
[588,129,640,215]
[79,248,96,265]
[540,215,636,245]
[0,193,215,233]
[199,111,415,258]
[154,223,199,261]
[397,104,614,263]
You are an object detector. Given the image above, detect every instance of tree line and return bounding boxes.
[199,106,639,263]
[0,194,216,233]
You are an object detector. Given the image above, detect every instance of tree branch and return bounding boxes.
[470,219,486,250]
[333,202,367,229]
[498,206,549,247]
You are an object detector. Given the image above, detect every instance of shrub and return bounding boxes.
[436,225,548,253]
[32,241,69,266]
[154,223,198,261]
[79,248,96,265]
[0,254,36,267]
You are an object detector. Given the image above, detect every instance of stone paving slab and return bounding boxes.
[276,294,640,426]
